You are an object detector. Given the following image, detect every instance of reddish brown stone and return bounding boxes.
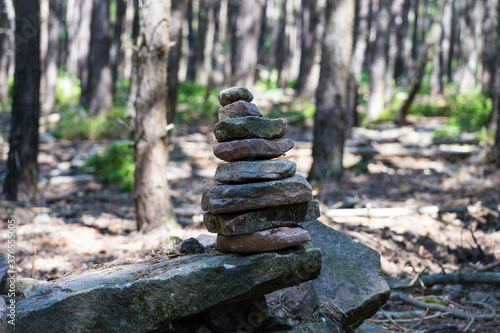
[216,226,311,253]
[213,138,294,162]
[218,101,262,121]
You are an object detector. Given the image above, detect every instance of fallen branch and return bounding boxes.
[371,311,447,323]
[393,293,497,321]
[475,260,500,272]
[388,272,500,289]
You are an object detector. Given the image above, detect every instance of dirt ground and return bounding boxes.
[1,118,499,332]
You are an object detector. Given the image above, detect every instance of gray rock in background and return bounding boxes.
[301,220,391,331]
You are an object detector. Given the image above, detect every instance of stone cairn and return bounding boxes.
[202,86,321,253]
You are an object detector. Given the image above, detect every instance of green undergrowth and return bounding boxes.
[83,140,134,192]
[175,81,218,124]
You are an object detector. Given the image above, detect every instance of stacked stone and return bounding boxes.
[202,86,320,253]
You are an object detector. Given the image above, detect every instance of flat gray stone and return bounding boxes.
[218,100,262,121]
[17,245,322,333]
[218,86,254,106]
[204,200,320,235]
[202,174,313,214]
[213,138,294,162]
[214,160,297,183]
[216,226,311,253]
[214,116,286,142]
[301,220,391,331]
[266,281,319,320]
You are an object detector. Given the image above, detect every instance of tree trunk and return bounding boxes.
[399,2,446,123]
[166,0,187,128]
[41,0,61,114]
[346,0,369,135]
[129,0,178,232]
[111,0,127,93]
[77,0,93,103]
[206,0,223,92]
[87,0,113,116]
[481,0,498,95]
[438,0,453,94]
[459,0,480,93]
[66,0,80,74]
[295,0,321,97]
[366,0,390,121]
[309,0,354,180]
[185,0,196,82]
[275,0,289,88]
[196,0,209,83]
[411,0,420,63]
[225,0,239,85]
[393,0,411,83]
[3,0,41,203]
[494,1,500,160]
[0,0,13,105]
[230,0,263,87]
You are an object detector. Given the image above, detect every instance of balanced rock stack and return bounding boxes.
[202,86,320,253]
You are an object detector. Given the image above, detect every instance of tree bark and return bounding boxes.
[41,0,61,114]
[0,0,13,105]
[3,0,41,202]
[129,0,178,232]
[230,0,263,87]
[393,0,411,83]
[481,0,498,95]
[77,0,93,102]
[295,0,321,98]
[399,1,446,124]
[87,0,113,116]
[366,0,390,121]
[111,0,127,93]
[275,0,289,88]
[185,0,196,82]
[309,0,354,180]
[346,0,369,135]
[166,0,187,128]
[437,0,453,94]
[459,0,480,93]
[493,0,500,155]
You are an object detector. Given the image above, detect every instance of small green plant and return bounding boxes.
[53,105,128,140]
[266,97,316,125]
[55,71,81,106]
[84,140,134,192]
[175,81,218,124]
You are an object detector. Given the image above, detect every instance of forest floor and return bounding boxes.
[1,117,500,332]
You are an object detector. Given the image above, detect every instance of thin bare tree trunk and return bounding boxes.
[295,0,321,98]
[309,0,354,180]
[167,0,187,128]
[230,0,263,87]
[0,0,13,105]
[78,0,93,104]
[366,0,390,121]
[393,0,411,83]
[346,0,369,135]
[3,0,41,203]
[41,0,61,114]
[88,0,113,116]
[111,0,127,93]
[129,0,178,232]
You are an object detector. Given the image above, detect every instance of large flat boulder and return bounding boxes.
[213,138,294,162]
[301,220,391,331]
[16,244,321,333]
[214,116,286,142]
[214,160,297,183]
[202,174,312,214]
[204,200,320,235]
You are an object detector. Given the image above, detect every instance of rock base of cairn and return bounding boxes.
[202,86,320,253]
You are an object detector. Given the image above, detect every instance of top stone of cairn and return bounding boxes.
[218,86,254,106]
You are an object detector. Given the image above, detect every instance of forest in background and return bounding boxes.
[0,0,500,228]
[1,1,500,331]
